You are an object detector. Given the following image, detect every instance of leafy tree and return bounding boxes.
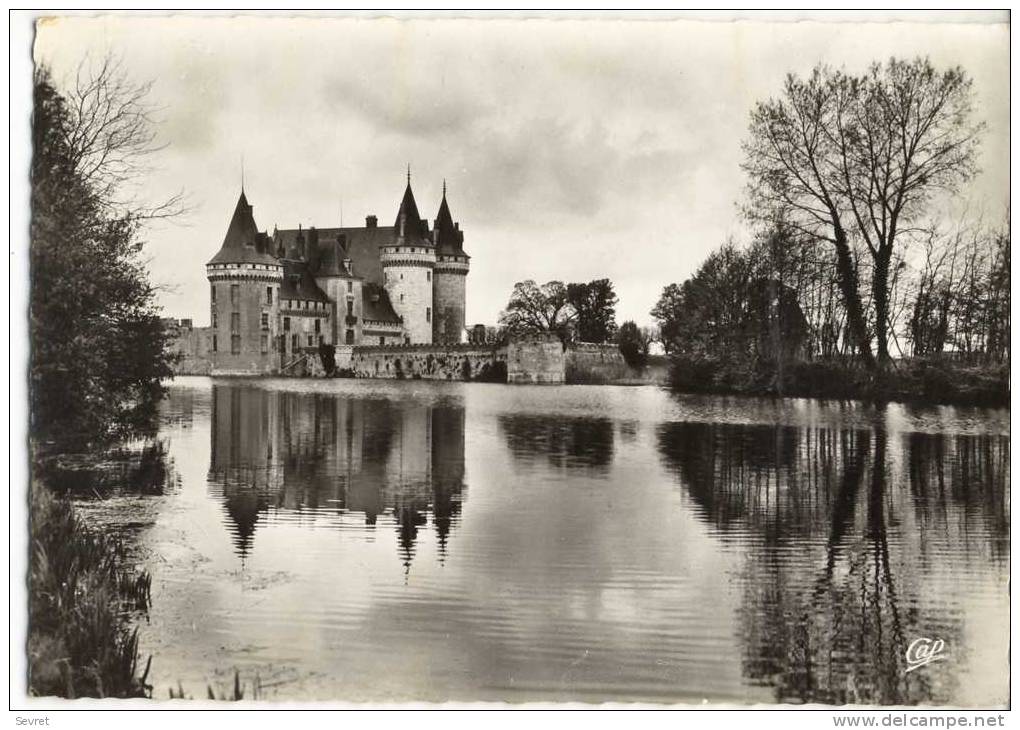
[650,283,684,354]
[567,278,618,343]
[497,280,575,342]
[673,243,754,361]
[617,320,651,368]
[743,58,984,368]
[31,66,175,449]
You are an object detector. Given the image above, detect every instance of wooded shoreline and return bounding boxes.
[665,356,1009,408]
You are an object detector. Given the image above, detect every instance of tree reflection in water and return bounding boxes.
[497,414,615,471]
[207,385,465,569]
[656,416,1008,705]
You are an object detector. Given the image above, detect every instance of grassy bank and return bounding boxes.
[667,355,1009,407]
[28,485,152,698]
[565,355,671,386]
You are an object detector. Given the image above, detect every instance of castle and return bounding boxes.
[206,175,470,374]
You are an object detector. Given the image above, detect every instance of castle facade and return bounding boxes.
[206,178,470,375]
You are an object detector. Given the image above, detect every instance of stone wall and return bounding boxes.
[381,253,434,343]
[209,276,281,375]
[507,335,565,384]
[432,269,466,344]
[350,344,506,381]
[316,275,360,344]
[169,325,212,375]
[564,342,630,384]
[166,330,586,385]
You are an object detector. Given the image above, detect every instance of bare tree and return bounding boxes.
[61,54,186,220]
[744,58,984,368]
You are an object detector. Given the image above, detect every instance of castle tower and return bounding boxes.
[431,182,470,344]
[380,177,435,344]
[206,190,283,375]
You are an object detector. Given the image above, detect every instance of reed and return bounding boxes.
[28,487,152,698]
[167,670,259,701]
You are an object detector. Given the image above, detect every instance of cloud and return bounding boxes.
[33,15,1009,326]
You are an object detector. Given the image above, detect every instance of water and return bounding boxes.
[73,377,1009,704]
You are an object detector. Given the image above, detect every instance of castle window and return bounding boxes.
[230,284,239,305]
[427,271,431,282]
[380,336,385,346]
[231,335,241,355]
[260,335,268,353]
[307,334,314,347]
[400,273,404,281]
[426,307,431,323]
[400,294,404,303]
[210,284,216,303]
[212,335,217,352]
[292,334,298,351]
[231,312,240,333]
[347,281,353,293]
[314,319,321,334]
[346,300,353,316]
[346,329,354,345]
[266,286,273,304]
[284,317,291,331]
[261,313,269,329]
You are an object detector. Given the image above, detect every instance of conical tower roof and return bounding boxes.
[434,184,464,254]
[393,180,429,242]
[208,191,279,265]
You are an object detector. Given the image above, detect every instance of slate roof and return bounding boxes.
[361,282,401,324]
[433,191,465,255]
[280,260,330,302]
[273,226,396,284]
[394,182,430,241]
[208,191,279,266]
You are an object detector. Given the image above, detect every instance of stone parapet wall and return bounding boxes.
[350,343,506,381]
[507,336,565,384]
[564,342,629,384]
[169,325,212,375]
[166,332,581,385]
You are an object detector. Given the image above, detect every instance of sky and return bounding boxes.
[33,13,1009,328]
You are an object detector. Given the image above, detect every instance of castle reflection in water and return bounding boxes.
[208,384,465,570]
[185,381,1008,704]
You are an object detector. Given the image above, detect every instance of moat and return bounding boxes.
[74,377,1009,704]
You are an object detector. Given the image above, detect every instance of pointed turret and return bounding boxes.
[380,172,438,344]
[430,180,469,344]
[206,190,283,375]
[434,182,464,253]
[393,180,429,242]
[208,190,277,265]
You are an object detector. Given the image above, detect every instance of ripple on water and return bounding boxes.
[88,378,1009,705]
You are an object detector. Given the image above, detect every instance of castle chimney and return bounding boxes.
[308,226,320,269]
[366,215,377,228]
